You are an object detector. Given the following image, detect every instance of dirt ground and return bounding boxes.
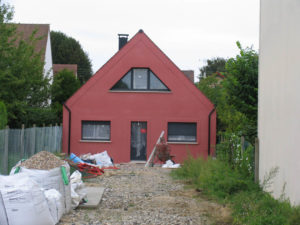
[58,164,232,225]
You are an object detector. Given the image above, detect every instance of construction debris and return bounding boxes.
[162,160,180,168]
[21,151,65,170]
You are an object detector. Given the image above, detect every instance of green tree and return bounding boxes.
[50,31,93,84]
[197,42,258,142]
[0,0,51,128]
[0,101,7,129]
[51,69,80,121]
[224,42,258,140]
[199,57,227,80]
[197,74,247,134]
[197,74,224,106]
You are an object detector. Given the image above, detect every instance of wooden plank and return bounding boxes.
[145,131,164,167]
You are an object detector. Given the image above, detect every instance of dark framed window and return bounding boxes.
[111,68,169,91]
[167,122,197,142]
[82,121,111,141]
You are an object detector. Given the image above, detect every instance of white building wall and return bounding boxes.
[44,30,53,83]
[258,0,300,205]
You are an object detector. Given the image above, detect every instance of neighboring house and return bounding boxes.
[62,30,216,163]
[259,0,300,205]
[215,72,225,80]
[53,64,78,77]
[15,24,53,81]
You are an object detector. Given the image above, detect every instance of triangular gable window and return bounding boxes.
[111,68,169,91]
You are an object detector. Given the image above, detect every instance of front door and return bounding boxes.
[131,122,147,161]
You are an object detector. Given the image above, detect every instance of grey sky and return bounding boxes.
[9,0,259,80]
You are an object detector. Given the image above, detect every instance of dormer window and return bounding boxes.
[111,68,169,91]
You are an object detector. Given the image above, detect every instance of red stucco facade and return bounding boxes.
[62,30,216,163]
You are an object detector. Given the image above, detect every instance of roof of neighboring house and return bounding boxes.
[215,71,225,79]
[15,24,50,61]
[53,64,78,76]
[181,70,194,83]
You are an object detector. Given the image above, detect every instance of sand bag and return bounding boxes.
[11,151,72,214]
[0,173,54,225]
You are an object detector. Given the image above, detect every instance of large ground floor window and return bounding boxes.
[167,122,197,142]
[82,121,111,141]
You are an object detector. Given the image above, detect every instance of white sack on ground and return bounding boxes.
[93,151,113,167]
[0,191,8,225]
[70,170,86,208]
[162,160,181,168]
[45,189,64,224]
[0,173,55,225]
[11,164,72,214]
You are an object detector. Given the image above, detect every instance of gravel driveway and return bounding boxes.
[58,164,230,225]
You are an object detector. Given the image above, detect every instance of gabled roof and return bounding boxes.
[66,30,214,110]
[15,24,49,61]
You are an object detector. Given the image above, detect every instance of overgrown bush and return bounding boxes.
[172,157,257,199]
[172,157,300,225]
[217,132,254,178]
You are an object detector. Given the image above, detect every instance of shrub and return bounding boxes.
[172,157,298,225]
[172,157,257,199]
[217,132,254,178]
[289,206,300,225]
[232,191,293,225]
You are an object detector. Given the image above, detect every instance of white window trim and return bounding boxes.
[80,140,112,143]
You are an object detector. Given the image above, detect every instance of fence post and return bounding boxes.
[241,136,245,154]
[41,123,46,151]
[3,126,9,174]
[20,124,25,159]
[255,137,259,183]
[31,124,36,156]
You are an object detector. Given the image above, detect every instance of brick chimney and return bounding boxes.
[118,34,129,50]
[181,70,194,83]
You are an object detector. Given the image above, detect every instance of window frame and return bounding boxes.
[111,68,170,91]
[81,120,111,141]
[167,122,197,143]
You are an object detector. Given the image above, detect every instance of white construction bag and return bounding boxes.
[0,173,55,225]
[11,164,71,214]
[93,151,113,167]
[45,189,64,224]
[70,170,86,208]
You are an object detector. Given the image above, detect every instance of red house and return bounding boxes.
[62,30,216,163]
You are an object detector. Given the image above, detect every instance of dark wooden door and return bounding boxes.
[130,122,147,161]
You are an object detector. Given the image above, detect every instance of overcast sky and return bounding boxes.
[8,0,259,81]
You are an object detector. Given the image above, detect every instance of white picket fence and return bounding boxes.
[0,125,62,174]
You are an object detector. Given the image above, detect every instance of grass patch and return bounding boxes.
[171,157,300,225]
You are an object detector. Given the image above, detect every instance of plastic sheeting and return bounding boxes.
[162,160,181,168]
[70,170,86,208]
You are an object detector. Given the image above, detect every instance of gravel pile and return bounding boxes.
[58,164,221,225]
[21,151,65,170]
